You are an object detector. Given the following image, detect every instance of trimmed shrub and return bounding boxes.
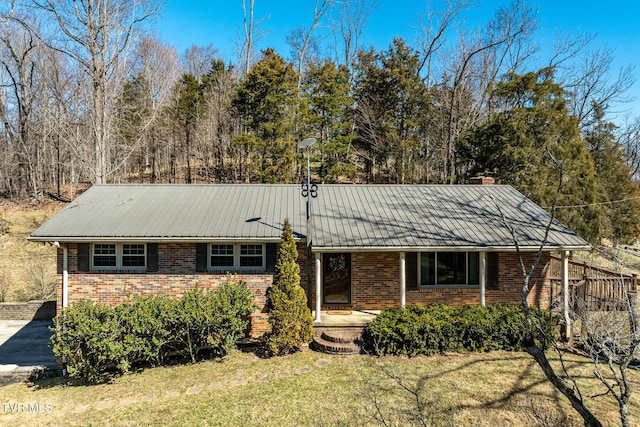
[50,278,256,383]
[116,294,175,367]
[172,280,257,362]
[50,300,127,383]
[362,304,556,356]
[207,278,257,358]
[172,285,219,363]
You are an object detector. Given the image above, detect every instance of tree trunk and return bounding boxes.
[523,335,602,426]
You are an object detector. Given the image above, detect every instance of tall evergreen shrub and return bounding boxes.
[266,217,313,355]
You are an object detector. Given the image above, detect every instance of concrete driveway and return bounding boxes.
[0,320,58,385]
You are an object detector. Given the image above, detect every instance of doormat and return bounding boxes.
[326,310,352,315]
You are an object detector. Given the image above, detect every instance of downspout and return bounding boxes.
[54,241,69,376]
[54,242,68,309]
[399,252,406,308]
[479,252,486,307]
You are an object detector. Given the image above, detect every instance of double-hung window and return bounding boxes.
[210,243,265,270]
[122,244,146,267]
[93,244,117,267]
[419,252,479,287]
[211,244,234,267]
[92,243,146,269]
[240,244,263,267]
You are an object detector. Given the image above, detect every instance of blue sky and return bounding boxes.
[155,0,640,121]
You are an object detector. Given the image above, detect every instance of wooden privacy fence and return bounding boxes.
[548,255,638,312]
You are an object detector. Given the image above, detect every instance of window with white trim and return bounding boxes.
[210,243,265,269]
[92,243,146,269]
[211,244,234,267]
[122,244,146,267]
[419,252,479,287]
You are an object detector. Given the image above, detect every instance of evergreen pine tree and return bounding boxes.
[458,68,605,243]
[585,103,640,244]
[231,49,298,183]
[266,218,313,355]
[299,60,355,182]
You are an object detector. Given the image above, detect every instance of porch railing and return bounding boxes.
[548,255,637,312]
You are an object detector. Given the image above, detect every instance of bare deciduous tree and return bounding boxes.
[183,44,219,77]
[286,0,335,90]
[238,0,268,77]
[416,0,471,87]
[442,0,536,183]
[241,0,255,77]
[330,0,378,72]
[0,15,42,199]
[572,252,640,427]
[491,156,640,426]
[111,36,180,181]
[619,115,640,179]
[561,48,635,125]
[30,0,160,184]
[198,61,237,182]
[23,258,56,300]
[356,363,456,426]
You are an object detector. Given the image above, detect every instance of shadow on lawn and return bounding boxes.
[356,351,595,425]
[28,348,229,390]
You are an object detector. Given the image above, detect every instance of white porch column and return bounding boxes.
[562,250,571,340]
[314,252,322,323]
[479,252,486,307]
[400,252,406,308]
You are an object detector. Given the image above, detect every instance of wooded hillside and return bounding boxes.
[1,0,639,244]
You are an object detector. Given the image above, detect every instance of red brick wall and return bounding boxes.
[352,252,401,309]
[406,252,551,308]
[408,252,550,308]
[57,242,310,337]
[57,244,553,337]
[308,251,552,310]
[497,252,551,308]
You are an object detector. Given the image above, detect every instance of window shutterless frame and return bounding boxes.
[418,251,480,287]
[91,243,146,270]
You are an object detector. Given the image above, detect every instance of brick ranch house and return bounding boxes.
[29,183,590,337]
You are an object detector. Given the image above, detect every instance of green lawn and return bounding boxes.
[0,348,637,426]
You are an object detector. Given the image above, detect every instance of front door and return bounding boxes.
[323,253,351,304]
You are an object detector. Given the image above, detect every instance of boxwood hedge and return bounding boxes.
[362,304,556,356]
[50,278,255,383]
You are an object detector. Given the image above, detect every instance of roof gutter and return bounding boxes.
[28,236,301,243]
[311,245,592,253]
[29,237,589,253]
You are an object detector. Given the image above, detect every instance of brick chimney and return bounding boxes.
[469,175,495,185]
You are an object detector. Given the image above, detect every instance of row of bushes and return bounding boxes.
[50,279,255,383]
[362,304,556,356]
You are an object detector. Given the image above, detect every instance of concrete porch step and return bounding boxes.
[311,327,364,355]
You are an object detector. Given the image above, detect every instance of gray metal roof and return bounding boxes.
[29,184,590,251]
[310,185,589,251]
[29,185,308,242]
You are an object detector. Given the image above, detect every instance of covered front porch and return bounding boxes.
[310,250,576,340]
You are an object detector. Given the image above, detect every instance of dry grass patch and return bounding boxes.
[0,349,637,426]
[0,201,63,301]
